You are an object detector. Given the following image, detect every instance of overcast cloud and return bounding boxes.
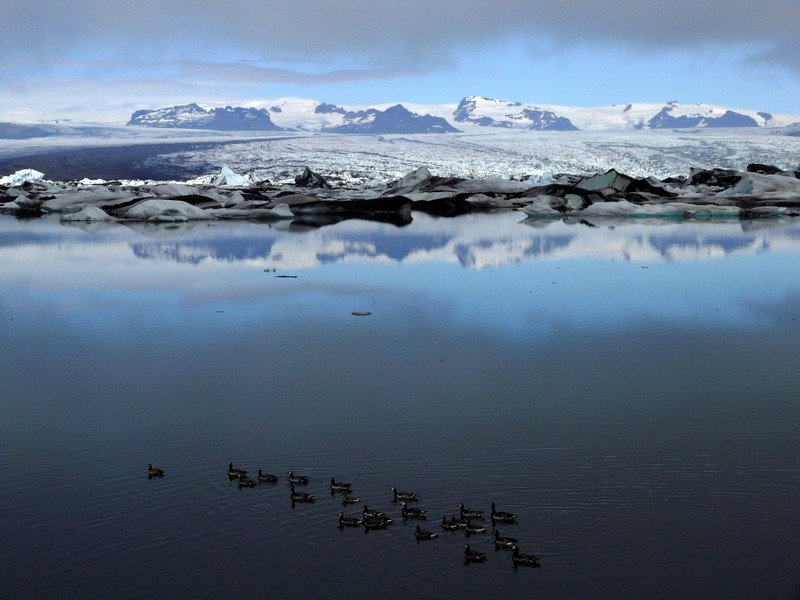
[2,0,799,120]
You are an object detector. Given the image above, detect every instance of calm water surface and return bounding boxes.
[1,212,799,599]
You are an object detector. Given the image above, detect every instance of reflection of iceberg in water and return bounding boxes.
[121,212,800,269]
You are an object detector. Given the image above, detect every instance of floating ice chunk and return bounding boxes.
[0,168,45,186]
[519,196,564,217]
[124,199,210,221]
[270,203,294,218]
[60,206,114,221]
[214,165,250,186]
[185,165,251,187]
[718,172,800,198]
[78,178,107,186]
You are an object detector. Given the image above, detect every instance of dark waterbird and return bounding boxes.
[330,477,352,492]
[401,501,426,520]
[342,494,360,505]
[290,485,314,503]
[463,543,487,563]
[258,469,278,482]
[441,516,462,531]
[227,462,246,479]
[493,529,519,549]
[511,545,541,567]
[237,473,257,488]
[391,486,417,501]
[288,471,309,485]
[459,502,484,520]
[147,464,164,478]
[338,512,362,528]
[490,502,517,524]
[414,525,438,541]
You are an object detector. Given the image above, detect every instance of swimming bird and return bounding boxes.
[391,486,417,502]
[330,477,352,492]
[290,485,314,503]
[237,474,257,488]
[441,516,462,531]
[463,543,487,563]
[493,529,519,549]
[362,505,388,520]
[228,462,246,479]
[459,503,484,520]
[338,512,362,528]
[490,502,517,524]
[363,518,388,531]
[362,505,393,527]
[342,494,361,505]
[401,501,426,520]
[287,471,309,485]
[414,525,438,541]
[464,520,487,535]
[511,545,541,567]
[147,464,164,478]
[258,469,278,483]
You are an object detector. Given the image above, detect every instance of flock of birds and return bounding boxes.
[147,462,542,568]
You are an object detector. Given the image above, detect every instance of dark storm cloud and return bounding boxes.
[3,0,799,72]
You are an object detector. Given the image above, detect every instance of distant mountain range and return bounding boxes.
[3,97,798,140]
[125,97,799,134]
[127,102,457,134]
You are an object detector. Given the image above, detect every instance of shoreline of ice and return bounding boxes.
[2,163,800,227]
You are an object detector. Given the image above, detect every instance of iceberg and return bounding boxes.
[0,168,45,186]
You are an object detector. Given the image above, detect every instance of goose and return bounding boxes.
[147,464,164,478]
[459,503,484,520]
[363,518,388,531]
[290,484,314,503]
[464,520,487,535]
[237,474,257,488]
[330,477,352,492]
[228,462,246,479]
[342,494,361,505]
[414,525,438,541]
[448,514,468,529]
[401,501,426,520]
[362,506,393,527]
[493,529,519,549]
[511,545,541,567]
[463,543,487,563]
[258,469,278,483]
[491,503,517,524]
[338,512,362,528]
[362,505,387,520]
[287,471,309,485]
[390,486,417,501]
[441,516,462,532]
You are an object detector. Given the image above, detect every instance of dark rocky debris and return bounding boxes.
[2,164,799,228]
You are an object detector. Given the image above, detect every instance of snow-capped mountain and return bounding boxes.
[313,103,458,134]
[127,102,457,134]
[454,97,578,131]
[124,97,798,135]
[453,96,792,132]
[127,104,285,131]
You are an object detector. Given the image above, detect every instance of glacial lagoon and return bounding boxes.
[1,211,799,599]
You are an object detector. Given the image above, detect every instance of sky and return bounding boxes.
[1,0,800,123]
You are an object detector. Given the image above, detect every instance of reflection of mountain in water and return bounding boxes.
[124,219,800,269]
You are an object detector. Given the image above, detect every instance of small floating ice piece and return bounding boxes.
[124,199,210,221]
[60,206,114,221]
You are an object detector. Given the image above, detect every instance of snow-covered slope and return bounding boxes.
[128,101,458,134]
[128,104,285,131]
[126,97,800,134]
